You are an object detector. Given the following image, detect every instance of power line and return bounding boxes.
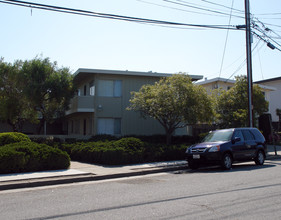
[226,39,263,80]
[200,0,244,13]
[219,0,235,78]
[163,0,245,19]
[137,0,232,18]
[252,31,281,52]
[0,0,238,30]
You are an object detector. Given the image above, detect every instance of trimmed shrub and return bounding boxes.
[63,137,188,165]
[0,148,26,173]
[0,132,31,146]
[88,134,119,142]
[113,137,144,151]
[0,141,70,174]
[29,136,64,147]
[124,135,198,145]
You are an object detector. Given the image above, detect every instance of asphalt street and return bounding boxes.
[1,158,281,220]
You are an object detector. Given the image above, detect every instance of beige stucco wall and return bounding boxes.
[67,73,167,136]
[200,81,234,95]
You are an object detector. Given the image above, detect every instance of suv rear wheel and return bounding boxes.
[255,150,265,165]
[221,153,232,170]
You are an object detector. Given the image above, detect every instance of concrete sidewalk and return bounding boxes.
[0,145,280,191]
[0,160,188,191]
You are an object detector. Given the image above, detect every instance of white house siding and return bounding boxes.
[256,78,281,122]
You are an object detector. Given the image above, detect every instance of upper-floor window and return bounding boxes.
[83,85,87,96]
[89,81,95,96]
[98,80,122,97]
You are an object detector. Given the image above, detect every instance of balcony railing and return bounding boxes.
[66,96,95,115]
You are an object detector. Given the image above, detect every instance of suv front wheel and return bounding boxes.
[221,153,233,170]
[255,150,265,165]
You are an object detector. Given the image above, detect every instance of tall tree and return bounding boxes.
[20,57,75,134]
[216,75,268,128]
[128,74,214,144]
[0,59,38,131]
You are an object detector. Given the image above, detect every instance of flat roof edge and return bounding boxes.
[74,68,203,80]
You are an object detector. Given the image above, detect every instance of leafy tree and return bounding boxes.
[0,59,38,131]
[128,74,214,144]
[216,75,268,128]
[20,57,75,134]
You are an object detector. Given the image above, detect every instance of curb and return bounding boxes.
[266,154,281,160]
[0,165,188,191]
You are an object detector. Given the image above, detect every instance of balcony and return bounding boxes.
[66,96,95,115]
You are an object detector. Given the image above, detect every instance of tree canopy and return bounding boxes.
[20,57,75,134]
[0,57,75,133]
[215,75,268,128]
[0,59,37,131]
[128,74,214,144]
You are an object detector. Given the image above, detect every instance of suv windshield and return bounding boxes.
[202,130,233,142]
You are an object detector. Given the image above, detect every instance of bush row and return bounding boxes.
[0,133,189,173]
[29,134,199,146]
[0,132,31,146]
[59,137,187,165]
[0,141,70,174]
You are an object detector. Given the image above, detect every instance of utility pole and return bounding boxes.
[245,0,254,127]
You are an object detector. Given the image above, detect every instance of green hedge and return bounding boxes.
[60,137,187,165]
[0,141,70,174]
[0,132,31,146]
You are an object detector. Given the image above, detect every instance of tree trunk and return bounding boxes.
[37,119,44,134]
[7,119,18,132]
[166,132,172,145]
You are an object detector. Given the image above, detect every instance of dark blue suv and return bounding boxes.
[186,128,267,170]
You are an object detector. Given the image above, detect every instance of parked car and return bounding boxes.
[186,128,267,170]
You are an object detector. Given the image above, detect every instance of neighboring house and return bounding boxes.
[65,69,203,137]
[197,77,275,104]
[255,77,281,123]
[196,77,235,94]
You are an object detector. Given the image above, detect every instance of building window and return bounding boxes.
[97,118,121,135]
[83,85,87,96]
[89,81,95,96]
[83,119,87,135]
[97,80,122,97]
[227,86,232,90]
[71,120,74,133]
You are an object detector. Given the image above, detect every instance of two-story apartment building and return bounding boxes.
[65,69,203,137]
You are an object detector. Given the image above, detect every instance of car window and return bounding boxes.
[251,129,265,142]
[242,130,255,140]
[203,130,233,142]
[233,130,244,142]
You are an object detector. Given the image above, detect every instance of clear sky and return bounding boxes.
[1,0,281,82]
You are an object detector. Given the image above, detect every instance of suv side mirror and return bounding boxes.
[232,137,241,144]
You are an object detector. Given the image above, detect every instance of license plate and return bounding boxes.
[193,154,200,159]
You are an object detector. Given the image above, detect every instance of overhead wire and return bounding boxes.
[137,0,232,18]
[226,39,263,80]
[200,0,244,13]
[252,31,281,52]
[219,0,235,78]
[162,0,245,19]
[0,0,238,30]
